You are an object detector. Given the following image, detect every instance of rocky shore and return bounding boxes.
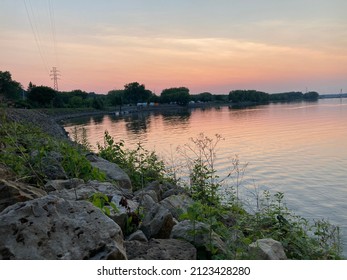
[0,108,288,260]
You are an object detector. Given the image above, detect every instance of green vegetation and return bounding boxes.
[97,131,167,191]
[229,90,319,103]
[0,111,105,185]
[88,192,119,216]
[160,87,191,105]
[177,133,342,259]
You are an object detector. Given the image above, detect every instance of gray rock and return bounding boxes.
[0,179,47,213]
[134,189,159,203]
[127,230,148,242]
[162,186,186,200]
[160,194,194,220]
[0,195,127,260]
[249,238,287,260]
[32,151,67,180]
[50,180,125,201]
[86,154,132,190]
[125,239,196,260]
[44,178,84,192]
[170,220,226,255]
[137,194,157,213]
[140,204,174,239]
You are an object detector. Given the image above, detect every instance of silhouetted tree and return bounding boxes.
[0,71,22,100]
[27,86,56,107]
[160,87,190,105]
[124,82,152,104]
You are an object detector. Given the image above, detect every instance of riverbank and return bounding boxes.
[0,108,343,259]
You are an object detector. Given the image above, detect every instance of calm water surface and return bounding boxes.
[64,98,347,256]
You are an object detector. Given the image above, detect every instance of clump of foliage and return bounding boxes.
[0,111,105,185]
[88,193,119,216]
[178,133,342,260]
[97,131,166,191]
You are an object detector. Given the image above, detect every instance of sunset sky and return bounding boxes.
[1,0,347,94]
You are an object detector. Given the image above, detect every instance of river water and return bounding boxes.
[63,98,347,256]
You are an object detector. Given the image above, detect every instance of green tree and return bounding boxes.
[27,86,56,107]
[303,91,319,100]
[160,87,190,105]
[0,71,22,100]
[124,82,152,104]
[108,90,125,110]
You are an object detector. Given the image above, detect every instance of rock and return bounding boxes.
[249,238,287,260]
[50,180,126,201]
[0,195,126,260]
[0,179,47,213]
[135,181,162,201]
[86,154,132,190]
[136,194,157,213]
[33,151,67,180]
[134,189,159,204]
[44,178,84,192]
[160,194,194,220]
[170,220,226,256]
[125,239,196,260]
[140,204,174,239]
[162,186,186,199]
[127,230,148,242]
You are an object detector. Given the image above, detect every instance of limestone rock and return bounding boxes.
[86,154,132,190]
[140,204,174,239]
[125,239,196,260]
[0,179,47,213]
[127,230,148,242]
[50,180,126,201]
[44,178,84,192]
[0,195,126,260]
[136,193,157,213]
[170,220,226,256]
[249,238,287,260]
[160,194,194,220]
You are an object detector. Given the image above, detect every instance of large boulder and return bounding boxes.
[170,220,226,256]
[249,238,287,260]
[0,179,47,212]
[140,204,175,239]
[0,195,126,260]
[86,154,132,191]
[125,239,196,260]
[160,194,194,220]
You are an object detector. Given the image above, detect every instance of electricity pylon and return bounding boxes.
[50,67,60,91]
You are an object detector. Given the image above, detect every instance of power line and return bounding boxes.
[23,0,49,74]
[48,0,59,67]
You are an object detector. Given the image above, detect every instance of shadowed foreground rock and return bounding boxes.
[0,179,47,212]
[0,195,126,260]
[125,239,196,260]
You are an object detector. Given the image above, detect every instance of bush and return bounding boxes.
[97,131,166,190]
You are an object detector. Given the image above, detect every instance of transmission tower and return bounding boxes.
[50,67,60,91]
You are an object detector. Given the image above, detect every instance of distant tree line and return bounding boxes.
[1,70,319,109]
[229,90,319,103]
